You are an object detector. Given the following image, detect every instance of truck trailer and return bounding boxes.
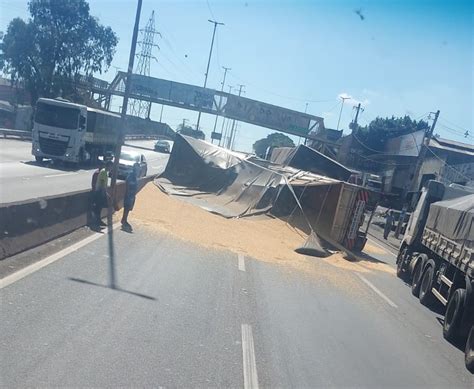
[32,98,120,165]
[396,180,474,372]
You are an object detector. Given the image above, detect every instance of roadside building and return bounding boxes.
[376,134,474,202]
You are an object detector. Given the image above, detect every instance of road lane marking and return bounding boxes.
[44,172,78,178]
[241,324,259,389]
[367,237,397,258]
[356,274,398,308]
[238,253,246,272]
[0,224,120,289]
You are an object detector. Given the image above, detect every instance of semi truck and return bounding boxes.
[396,180,474,372]
[32,98,121,164]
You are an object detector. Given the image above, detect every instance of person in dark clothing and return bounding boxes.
[121,163,139,230]
[384,210,394,240]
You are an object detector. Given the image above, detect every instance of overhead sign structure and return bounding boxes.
[111,72,324,137]
[223,94,323,138]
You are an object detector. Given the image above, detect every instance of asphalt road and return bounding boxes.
[1,224,472,387]
[0,138,170,204]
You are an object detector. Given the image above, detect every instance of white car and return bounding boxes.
[117,151,147,179]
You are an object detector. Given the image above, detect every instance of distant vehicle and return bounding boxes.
[396,181,473,372]
[117,151,147,179]
[32,98,120,165]
[154,140,171,153]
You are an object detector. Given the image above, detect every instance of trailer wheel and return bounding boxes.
[443,288,466,343]
[419,264,436,307]
[465,326,474,373]
[411,259,424,297]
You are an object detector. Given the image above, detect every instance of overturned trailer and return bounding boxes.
[155,135,372,253]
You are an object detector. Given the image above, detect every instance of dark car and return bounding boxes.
[154,140,171,153]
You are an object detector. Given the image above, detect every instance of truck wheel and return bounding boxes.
[465,326,474,373]
[35,156,44,163]
[443,288,466,343]
[419,264,436,307]
[411,260,424,297]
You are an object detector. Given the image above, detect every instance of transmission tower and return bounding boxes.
[129,11,161,118]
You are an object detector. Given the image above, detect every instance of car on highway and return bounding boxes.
[154,140,171,153]
[117,150,147,179]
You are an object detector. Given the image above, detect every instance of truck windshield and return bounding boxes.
[35,102,80,130]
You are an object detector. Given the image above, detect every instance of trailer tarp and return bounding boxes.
[155,134,339,219]
[426,194,474,243]
[270,145,352,181]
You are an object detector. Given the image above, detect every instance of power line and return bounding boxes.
[438,116,471,133]
[206,0,217,20]
[357,153,415,166]
[426,147,473,183]
[227,72,332,104]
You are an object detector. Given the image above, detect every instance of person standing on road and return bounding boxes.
[92,161,112,227]
[121,163,139,230]
[384,210,394,240]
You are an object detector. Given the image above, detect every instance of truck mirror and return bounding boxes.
[79,116,86,129]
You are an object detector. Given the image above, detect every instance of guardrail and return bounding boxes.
[0,128,163,142]
[0,129,32,140]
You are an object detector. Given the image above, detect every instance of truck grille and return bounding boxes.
[39,137,68,156]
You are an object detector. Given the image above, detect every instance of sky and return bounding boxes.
[1,0,473,152]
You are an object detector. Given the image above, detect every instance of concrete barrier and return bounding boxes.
[0,177,152,260]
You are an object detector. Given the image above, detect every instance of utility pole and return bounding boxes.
[336,96,350,131]
[108,0,142,289]
[220,85,233,146]
[195,19,224,132]
[394,110,440,238]
[159,104,164,122]
[111,0,142,196]
[353,103,362,127]
[410,110,440,197]
[227,84,244,149]
[211,66,231,144]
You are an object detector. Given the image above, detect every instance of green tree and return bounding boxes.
[355,115,429,152]
[0,0,118,103]
[177,123,205,140]
[253,132,295,158]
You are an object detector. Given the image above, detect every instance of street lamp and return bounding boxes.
[195,19,224,131]
[336,96,350,131]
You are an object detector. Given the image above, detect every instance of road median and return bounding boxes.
[0,176,152,260]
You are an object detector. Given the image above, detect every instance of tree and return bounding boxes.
[253,132,295,158]
[0,0,118,103]
[355,115,429,152]
[177,123,205,140]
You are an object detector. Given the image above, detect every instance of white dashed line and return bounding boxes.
[356,274,398,308]
[238,253,246,272]
[241,324,259,389]
[0,224,120,289]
